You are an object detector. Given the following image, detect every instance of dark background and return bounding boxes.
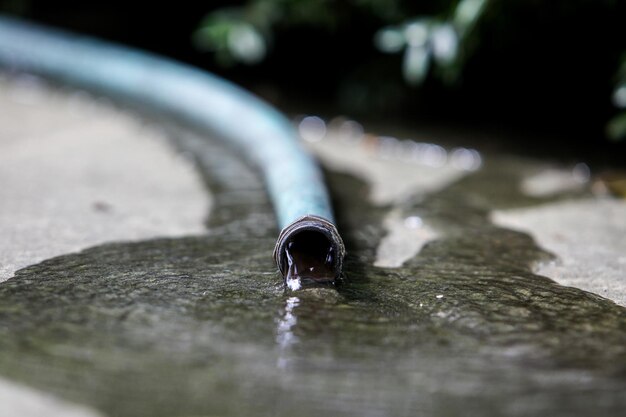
[2,0,626,163]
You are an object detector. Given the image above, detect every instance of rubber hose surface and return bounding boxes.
[0,15,345,282]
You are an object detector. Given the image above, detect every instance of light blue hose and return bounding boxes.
[0,16,345,280]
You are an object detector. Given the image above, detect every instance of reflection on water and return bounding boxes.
[276,296,299,369]
[0,128,624,417]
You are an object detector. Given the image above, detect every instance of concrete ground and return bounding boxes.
[492,199,626,306]
[0,75,211,417]
[306,124,626,307]
[1,77,625,416]
[0,75,210,283]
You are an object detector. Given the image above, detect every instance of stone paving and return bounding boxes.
[1,77,625,416]
[307,132,626,307]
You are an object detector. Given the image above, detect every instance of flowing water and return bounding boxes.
[284,230,336,286]
[0,128,625,417]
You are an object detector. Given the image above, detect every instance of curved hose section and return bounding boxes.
[0,15,345,286]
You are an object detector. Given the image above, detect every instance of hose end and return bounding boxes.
[273,215,345,289]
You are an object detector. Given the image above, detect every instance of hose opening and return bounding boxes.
[274,215,345,290]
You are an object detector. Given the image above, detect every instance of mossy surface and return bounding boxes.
[0,130,625,417]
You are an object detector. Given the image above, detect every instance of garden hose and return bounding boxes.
[0,15,345,288]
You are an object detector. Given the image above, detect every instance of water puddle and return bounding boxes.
[0,129,625,417]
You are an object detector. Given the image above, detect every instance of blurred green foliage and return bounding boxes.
[373,0,488,85]
[1,0,623,143]
[193,0,345,66]
[608,57,626,140]
[195,0,625,141]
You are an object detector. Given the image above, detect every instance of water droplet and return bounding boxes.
[451,147,482,171]
[404,216,423,229]
[298,116,327,142]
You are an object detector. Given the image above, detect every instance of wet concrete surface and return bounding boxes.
[1,120,625,417]
[493,198,626,306]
